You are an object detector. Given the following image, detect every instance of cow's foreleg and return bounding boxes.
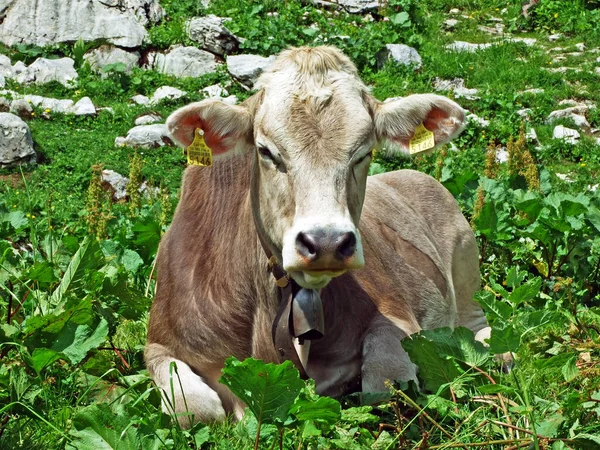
[145,343,226,427]
[361,314,419,392]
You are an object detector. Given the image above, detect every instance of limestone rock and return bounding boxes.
[135,113,162,125]
[445,41,492,53]
[443,19,459,29]
[377,44,422,69]
[187,15,241,56]
[520,88,544,95]
[13,58,78,88]
[149,86,187,105]
[84,45,140,74]
[201,84,229,98]
[548,33,562,42]
[546,106,589,123]
[553,125,580,144]
[308,0,378,13]
[9,99,33,119]
[0,74,5,89]
[72,97,96,116]
[23,95,75,114]
[0,113,36,167]
[147,46,218,78]
[227,54,276,87]
[433,78,479,100]
[0,55,11,78]
[0,0,163,48]
[101,169,129,201]
[116,124,173,148]
[467,113,489,128]
[131,95,150,105]
[504,37,537,46]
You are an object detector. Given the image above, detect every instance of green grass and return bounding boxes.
[1,0,600,448]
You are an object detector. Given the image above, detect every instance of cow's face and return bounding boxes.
[167,47,466,290]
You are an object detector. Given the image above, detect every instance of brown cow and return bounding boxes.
[145,46,490,427]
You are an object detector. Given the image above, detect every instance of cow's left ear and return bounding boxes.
[167,94,262,155]
[373,94,466,154]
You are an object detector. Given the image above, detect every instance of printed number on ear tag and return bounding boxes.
[187,128,213,167]
[409,122,435,155]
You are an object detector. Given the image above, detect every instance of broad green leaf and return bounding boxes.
[69,403,139,450]
[473,200,497,238]
[121,249,143,273]
[488,324,520,354]
[220,357,304,426]
[8,211,29,230]
[536,414,564,438]
[508,277,541,305]
[289,395,340,424]
[55,318,108,364]
[28,348,62,375]
[193,427,212,447]
[586,207,600,232]
[402,327,489,392]
[571,433,600,449]
[340,406,379,426]
[561,355,579,382]
[26,261,58,284]
[475,290,512,322]
[390,12,410,26]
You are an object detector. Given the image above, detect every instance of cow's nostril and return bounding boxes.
[296,232,319,260]
[336,232,356,259]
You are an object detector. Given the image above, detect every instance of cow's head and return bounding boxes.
[167,46,465,290]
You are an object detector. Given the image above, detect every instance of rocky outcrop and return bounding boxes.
[114,124,173,148]
[227,54,276,87]
[0,113,36,167]
[147,46,219,78]
[307,0,378,13]
[187,15,242,56]
[10,58,78,88]
[377,44,422,69]
[0,0,164,48]
[84,46,140,74]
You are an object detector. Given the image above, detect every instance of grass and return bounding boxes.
[1,0,600,448]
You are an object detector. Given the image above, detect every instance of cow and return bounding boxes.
[145,45,491,427]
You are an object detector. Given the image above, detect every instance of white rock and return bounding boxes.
[547,106,588,122]
[101,169,129,200]
[449,8,460,14]
[0,112,36,167]
[13,58,78,88]
[131,94,150,105]
[548,33,563,42]
[0,0,163,48]
[0,55,11,78]
[148,46,218,78]
[596,57,600,63]
[445,41,492,53]
[377,44,422,69]
[187,15,241,56]
[84,45,140,74]
[150,86,187,105]
[595,67,600,76]
[496,148,508,163]
[526,127,538,143]
[520,88,545,95]
[571,114,591,130]
[517,108,532,118]
[24,95,75,114]
[116,124,173,148]
[227,54,276,87]
[467,113,489,128]
[556,173,574,182]
[443,19,459,29]
[310,0,378,13]
[505,37,537,46]
[9,99,33,118]
[202,84,229,98]
[73,97,96,116]
[553,125,580,144]
[221,95,238,105]
[0,74,4,89]
[433,77,479,100]
[135,113,162,125]
[575,43,586,52]
[477,24,504,35]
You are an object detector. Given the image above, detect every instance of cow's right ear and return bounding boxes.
[166,99,255,156]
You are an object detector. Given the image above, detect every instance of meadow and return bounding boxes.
[1,0,600,448]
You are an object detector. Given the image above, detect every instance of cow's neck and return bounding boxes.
[179,151,271,303]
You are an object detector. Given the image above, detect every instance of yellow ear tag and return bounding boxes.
[409,123,435,154]
[186,128,213,167]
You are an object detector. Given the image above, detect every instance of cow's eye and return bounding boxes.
[356,150,373,165]
[258,146,276,162]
